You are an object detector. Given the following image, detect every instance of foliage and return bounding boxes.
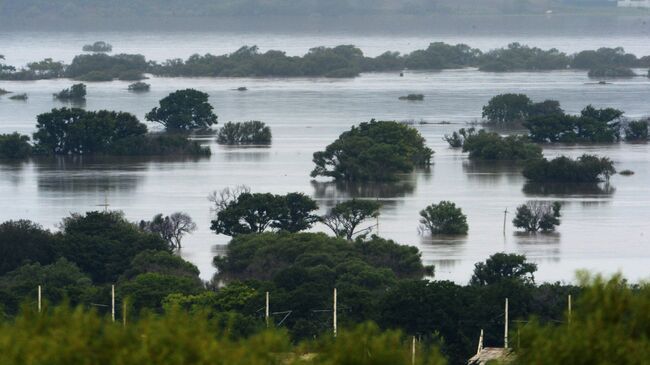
[53,83,86,100]
[514,274,650,365]
[320,199,381,240]
[146,89,217,131]
[122,250,200,280]
[107,133,211,156]
[571,47,642,70]
[216,121,272,144]
[482,93,532,124]
[57,211,169,283]
[470,253,537,286]
[525,105,623,143]
[311,120,433,181]
[8,93,28,100]
[0,220,55,275]
[211,192,319,236]
[398,94,424,101]
[512,201,562,232]
[478,43,570,72]
[127,81,150,92]
[461,130,542,160]
[139,212,197,249]
[443,127,476,148]
[419,201,468,235]
[587,67,635,78]
[0,133,32,159]
[119,272,203,311]
[624,120,649,141]
[522,154,616,183]
[66,53,147,81]
[0,58,65,80]
[82,41,113,53]
[402,42,480,70]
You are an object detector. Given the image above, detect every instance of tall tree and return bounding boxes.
[320,199,381,240]
[145,89,217,131]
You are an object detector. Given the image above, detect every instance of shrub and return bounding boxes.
[624,120,648,141]
[53,83,86,100]
[66,53,148,81]
[82,41,113,53]
[311,120,433,181]
[216,121,272,145]
[512,201,562,232]
[419,201,469,235]
[443,127,476,148]
[8,93,27,100]
[0,133,32,159]
[482,93,532,124]
[127,82,150,92]
[0,89,10,95]
[587,67,635,78]
[478,43,570,72]
[398,94,424,101]
[146,89,218,131]
[522,154,616,183]
[462,130,542,160]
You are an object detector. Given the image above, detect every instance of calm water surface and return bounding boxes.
[1,32,649,283]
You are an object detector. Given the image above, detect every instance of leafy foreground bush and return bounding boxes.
[514,274,650,365]
[0,306,446,365]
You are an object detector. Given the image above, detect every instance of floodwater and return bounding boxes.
[1,32,649,283]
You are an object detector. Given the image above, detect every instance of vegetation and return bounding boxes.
[571,47,646,70]
[320,199,381,240]
[525,105,623,143]
[461,130,542,160]
[211,192,319,236]
[127,81,150,92]
[146,89,217,131]
[82,41,113,53]
[311,120,433,181]
[217,121,272,145]
[32,108,209,156]
[0,133,32,159]
[587,67,635,78]
[482,93,532,124]
[66,53,147,81]
[53,83,86,100]
[0,88,10,95]
[139,212,197,249]
[624,120,649,141]
[478,43,569,72]
[419,201,468,235]
[443,127,475,148]
[8,93,27,100]
[398,94,424,101]
[469,253,537,286]
[0,58,65,80]
[512,201,562,232]
[523,154,616,183]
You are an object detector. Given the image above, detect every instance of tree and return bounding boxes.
[119,272,203,311]
[482,93,532,124]
[470,253,537,286]
[311,120,433,181]
[57,211,169,283]
[419,201,469,235]
[320,199,381,240]
[210,192,319,236]
[82,41,113,53]
[139,212,197,249]
[512,201,562,232]
[0,133,32,159]
[443,127,476,148]
[53,83,86,100]
[216,121,272,144]
[461,130,542,160]
[122,250,200,280]
[624,120,649,141]
[523,154,616,183]
[0,220,56,275]
[145,89,217,131]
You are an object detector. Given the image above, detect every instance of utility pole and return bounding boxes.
[122,301,127,327]
[411,336,416,365]
[333,288,337,338]
[476,329,484,354]
[111,285,115,322]
[265,291,270,328]
[503,208,508,235]
[504,298,509,349]
[568,294,572,325]
[38,285,42,313]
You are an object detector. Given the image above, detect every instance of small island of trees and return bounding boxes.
[523,154,616,183]
[53,83,86,101]
[82,41,113,53]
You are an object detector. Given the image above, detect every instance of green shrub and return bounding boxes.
[419,201,469,235]
[217,121,272,144]
[462,130,542,160]
[0,133,32,158]
[522,154,616,183]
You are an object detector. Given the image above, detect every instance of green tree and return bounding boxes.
[470,253,537,286]
[320,199,381,240]
[119,272,203,311]
[522,154,616,183]
[461,130,542,160]
[0,133,32,159]
[82,41,113,53]
[311,120,433,181]
[419,201,469,235]
[121,250,200,280]
[0,220,56,275]
[145,89,217,131]
[512,201,562,232]
[53,83,86,100]
[482,93,532,124]
[216,121,272,144]
[624,120,649,141]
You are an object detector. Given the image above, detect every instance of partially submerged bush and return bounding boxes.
[216,121,272,145]
[462,130,542,160]
[8,93,27,100]
[398,94,424,101]
[128,82,151,92]
[0,133,32,159]
[53,83,86,100]
[443,127,476,148]
[419,201,469,235]
[523,154,616,183]
[588,67,635,78]
[624,120,649,141]
[512,201,562,232]
[0,89,10,95]
[82,41,113,53]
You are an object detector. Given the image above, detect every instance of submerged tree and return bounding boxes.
[482,93,532,124]
[470,252,537,286]
[512,201,562,233]
[419,201,469,235]
[320,199,381,240]
[216,121,271,145]
[53,83,87,100]
[139,212,197,250]
[145,89,217,131]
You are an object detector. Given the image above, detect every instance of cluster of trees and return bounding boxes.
[4,45,649,81]
[127,81,150,92]
[216,121,272,145]
[311,120,433,181]
[513,201,562,232]
[53,83,86,101]
[0,133,32,159]
[455,128,542,161]
[145,89,217,131]
[82,41,112,53]
[523,154,616,183]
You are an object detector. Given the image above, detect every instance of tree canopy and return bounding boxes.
[419,201,469,235]
[146,89,217,131]
[311,120,433,181]
[523,154,616,183]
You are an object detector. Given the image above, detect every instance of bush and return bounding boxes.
[512,201,561,232]
[82,41,113,53]
[216,121,272,145]
[0,133,32,159]
[522,154,616,183]
[127,82,150,92]
[311,120,433,181]
[482,93,532,124]
[398,94,424,101]
[146,89,218,131]
[77,70,113,82]
[525,105,622,143]
[53,83,86,100]
[0,89,9,95]
[478,43,570,72]
[624,120,649,141]
[419,201,468,235]
[461,130,542,160]
[66,53,148,81]
[118,70,146,81]
[587,67,635,78]
[8,93,27,100]
[107,134,211,157]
